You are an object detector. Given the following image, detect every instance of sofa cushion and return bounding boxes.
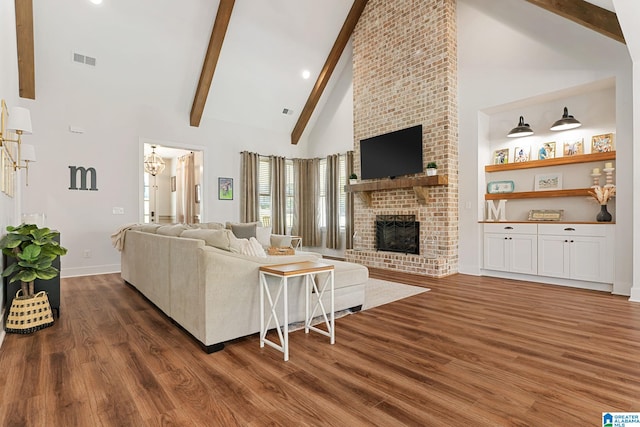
[270,234,292,248]
[180,229,233,251]
[191,222,225,230]
[231,223,257,239]
[157,224,190,236]
[130,224,162,233]
[256,226,272,248]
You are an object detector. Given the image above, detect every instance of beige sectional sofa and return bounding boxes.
[120,223,368,352]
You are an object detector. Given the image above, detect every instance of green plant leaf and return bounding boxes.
[13,270,37,283]
[36,267,59,280]
[1,262,20,277]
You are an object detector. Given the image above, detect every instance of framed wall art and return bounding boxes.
[493,148,509,165]
[218,177,233,200]
[563,139,584,156]
[528,209,564,221]
[514,146,530,162]
[591,133,614,153]
[534,173,562,191]
[537,142,556,160]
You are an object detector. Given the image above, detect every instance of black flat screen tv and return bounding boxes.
[359,124,423,180]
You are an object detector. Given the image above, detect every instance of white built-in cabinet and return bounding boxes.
[483,223,537,275]
[537,224,613,283]
[483,222,614,287]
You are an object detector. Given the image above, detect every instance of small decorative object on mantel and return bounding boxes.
[426,162,437,176]
[349,173,358,184]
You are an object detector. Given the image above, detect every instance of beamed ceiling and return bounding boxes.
[13,0,624,145]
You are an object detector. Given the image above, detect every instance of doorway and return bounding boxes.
[141,140,205,224]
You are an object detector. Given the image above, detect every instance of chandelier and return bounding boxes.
[144,145,165,176]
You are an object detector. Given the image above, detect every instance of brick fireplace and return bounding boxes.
[345,0,458,277]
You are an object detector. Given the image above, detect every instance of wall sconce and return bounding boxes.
[1,99,35,183]
[550,107,582,131]
[507,116,534,138]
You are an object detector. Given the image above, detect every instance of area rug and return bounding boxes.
[289,278,429,330]
[362,278,429,310]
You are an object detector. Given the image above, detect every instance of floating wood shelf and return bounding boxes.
[485,188,593,200]
[484,151,616,172]
[346,175,448,206]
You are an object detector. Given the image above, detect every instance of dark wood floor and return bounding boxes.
[1,270,639,426]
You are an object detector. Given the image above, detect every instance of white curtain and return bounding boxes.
[176,152,196,223]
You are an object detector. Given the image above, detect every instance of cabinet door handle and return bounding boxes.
[504,226,514,230]
[564,227,575,231]
[564,240,569,243]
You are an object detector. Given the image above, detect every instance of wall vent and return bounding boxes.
[72,52,97,66]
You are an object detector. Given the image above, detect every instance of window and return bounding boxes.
[257,153,347,233]
[318,154,347,229]
[258,156,271,226]
[285,160,294,229]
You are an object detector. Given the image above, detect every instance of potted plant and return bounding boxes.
[349,173,358,184]
[427,162,437,176]
[0,224,67,332]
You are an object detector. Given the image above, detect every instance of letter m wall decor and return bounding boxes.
[68,166,98,191]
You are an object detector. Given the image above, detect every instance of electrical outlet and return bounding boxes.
[83,250,91,258]
[112,207,125,215]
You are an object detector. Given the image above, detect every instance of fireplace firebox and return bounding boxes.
[375,215,420,254]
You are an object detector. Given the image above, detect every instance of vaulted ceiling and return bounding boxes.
[13,0,625,145]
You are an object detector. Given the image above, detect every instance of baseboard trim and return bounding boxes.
[61,264,120,278]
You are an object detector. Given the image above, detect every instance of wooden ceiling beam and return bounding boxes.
[291,0,369,145]
[190,0,235,127]
[14,0,36,99]
[525,0,625,44]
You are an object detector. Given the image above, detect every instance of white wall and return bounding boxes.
[457,0,633,295]
[0,0,22,332]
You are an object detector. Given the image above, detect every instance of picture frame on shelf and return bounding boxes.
[487,180,515,194]
[493,148,509,165]
[563,138,584,156]
[514,146,530,162]
[591,133,614,153]
[534,173,562,191]
[537,142,556,160]
[528,209,564,221]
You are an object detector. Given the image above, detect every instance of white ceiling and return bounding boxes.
[31,0,625,142]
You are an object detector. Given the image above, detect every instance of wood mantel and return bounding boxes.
[345,175,448,206]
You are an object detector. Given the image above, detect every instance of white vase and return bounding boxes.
[349,179,358,185]
[427,168,437,176]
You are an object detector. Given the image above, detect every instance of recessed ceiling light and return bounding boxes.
[301,70,311,80]
[90,0,103,5]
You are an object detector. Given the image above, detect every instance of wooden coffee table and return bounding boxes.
[259,261,335,361]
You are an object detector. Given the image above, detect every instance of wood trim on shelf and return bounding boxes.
[485,188,593,200]
[485,151,616,172]
[345,175,448,207]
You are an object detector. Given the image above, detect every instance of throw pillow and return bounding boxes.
[270,234,292,248]
[256,226,272,248]
[180,229,232,251]
[238,237,267,258]
[231,223,257,239]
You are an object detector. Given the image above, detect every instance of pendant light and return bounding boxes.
[507,116,534,138]
[550,107,582,131]
[144,145,166,176]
